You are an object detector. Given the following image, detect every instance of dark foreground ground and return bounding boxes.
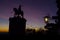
[0,33,60,40]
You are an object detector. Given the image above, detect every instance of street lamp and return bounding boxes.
[44,16,50,23]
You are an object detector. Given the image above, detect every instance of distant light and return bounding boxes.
[45,18,48,22]
[35,28,39,32]
[44,16,49,23]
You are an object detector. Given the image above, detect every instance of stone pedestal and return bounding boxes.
[9,16,26,39]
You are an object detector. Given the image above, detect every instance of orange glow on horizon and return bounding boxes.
[0,27,9,32]
[0,25,47,32]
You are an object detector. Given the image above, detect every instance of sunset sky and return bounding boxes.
[0,0,57,32]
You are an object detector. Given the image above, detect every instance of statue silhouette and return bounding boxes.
[13,5,24,18]
[13,8,18,16]
[9,5,26,40]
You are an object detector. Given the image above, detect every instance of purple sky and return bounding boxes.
[0,0,57,28]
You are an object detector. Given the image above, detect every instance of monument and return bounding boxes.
[9,5,26,39]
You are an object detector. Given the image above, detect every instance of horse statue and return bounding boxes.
[13,5,24,18]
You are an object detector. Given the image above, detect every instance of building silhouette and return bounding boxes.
[9,5,26,39]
